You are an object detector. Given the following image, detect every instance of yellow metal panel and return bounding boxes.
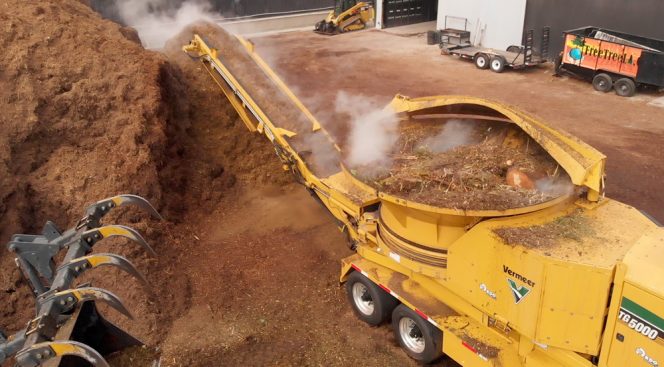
[536,262,613,355]
[605,283,664,367]
[623,227,664,297]
[447,226,545,340]
[442,323,496,367]
[524,346,593,367]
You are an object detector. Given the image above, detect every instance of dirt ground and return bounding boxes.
[1,2,662,367]
[0,2,450,366]
[253,29,664,223]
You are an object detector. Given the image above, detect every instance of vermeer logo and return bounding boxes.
[503,265,534,304]
[503,265,535,287]
[507,279,530,304]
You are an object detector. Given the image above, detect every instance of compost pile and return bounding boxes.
[351,118,573,210]
[0,0,285,359]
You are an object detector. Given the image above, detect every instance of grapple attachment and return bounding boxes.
[40,287,134,320]
[59,253,149,288]
[15,341,109,367]
[0,194,163,367]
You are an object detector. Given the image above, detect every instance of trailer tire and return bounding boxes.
[553,54,563,75]
[614,78,636,97]
[490,56,506,73]
[392,304,443,364]
[346,271,398,326]
[474,53,489,69]
[592,73,613,93]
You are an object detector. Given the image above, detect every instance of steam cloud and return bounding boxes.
[115,0,219,48]
[535,177,574,196]
[335,91,399,167]
[419,119,477,153]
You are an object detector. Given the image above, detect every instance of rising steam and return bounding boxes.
[115,0,219,48]
[535,176,575,196]
[335,91,399,167]
[419,119,478,153]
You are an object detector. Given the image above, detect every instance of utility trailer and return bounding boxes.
[184,33,664,367]
[441,28,550,73]
[556,26,664,97]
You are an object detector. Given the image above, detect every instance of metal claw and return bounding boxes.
[82,225,157,257]
[15,340,109,367]
[42,287,133,320]
[107,194,164,221]
[79,194,164,230]
[58,253,149,288]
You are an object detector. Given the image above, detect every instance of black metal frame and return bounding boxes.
[383,0,437,28]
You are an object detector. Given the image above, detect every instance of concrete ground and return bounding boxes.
[253,27,664,223]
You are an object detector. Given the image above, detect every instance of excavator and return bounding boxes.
[0,195,162,367]
[314,0,375,35]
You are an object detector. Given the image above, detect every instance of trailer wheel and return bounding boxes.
[474,53,489,69]
[553,54,563,75]
[592,73,613,92]
[614,78,636,97]
[346,271,398,326]
[489,56,506,73]
[392,304,443,364]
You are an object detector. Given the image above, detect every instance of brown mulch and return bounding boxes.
[493,210,595,249]
[351,119,571,210]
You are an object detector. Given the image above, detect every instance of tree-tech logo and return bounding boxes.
[504,265,534,304]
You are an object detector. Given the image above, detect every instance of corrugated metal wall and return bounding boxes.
[524,0,664,60]
[208,0,333,16]
[91,0,333,23]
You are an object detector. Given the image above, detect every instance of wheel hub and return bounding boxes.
[399,317,425,353]
[352,282,374,315]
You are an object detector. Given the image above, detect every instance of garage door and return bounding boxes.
[383,0,437,28]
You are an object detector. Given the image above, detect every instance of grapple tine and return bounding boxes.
[108,194,164,220]
[84,225,157,257]
[16,340,109,367]
[48,287,133,320]
[59,253,150,287]
[79,194,163,230]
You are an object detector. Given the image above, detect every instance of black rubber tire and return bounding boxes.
[392,304,443,364]
[614,78,636,97]
[474,53,489,69]
[345,271,398,326]
[592,73,613,92]
[553,54,563,75]
[489,56,506,73]
[324,22,335,34]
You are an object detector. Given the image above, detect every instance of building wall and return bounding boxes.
[92,0,333,23]
[524,0,664,59]
[436,0,527,50]
[212,0,333,16]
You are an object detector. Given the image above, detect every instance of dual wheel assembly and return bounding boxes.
[474,53,506,73]
[592,72,637,97]
[345,271,444,364]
